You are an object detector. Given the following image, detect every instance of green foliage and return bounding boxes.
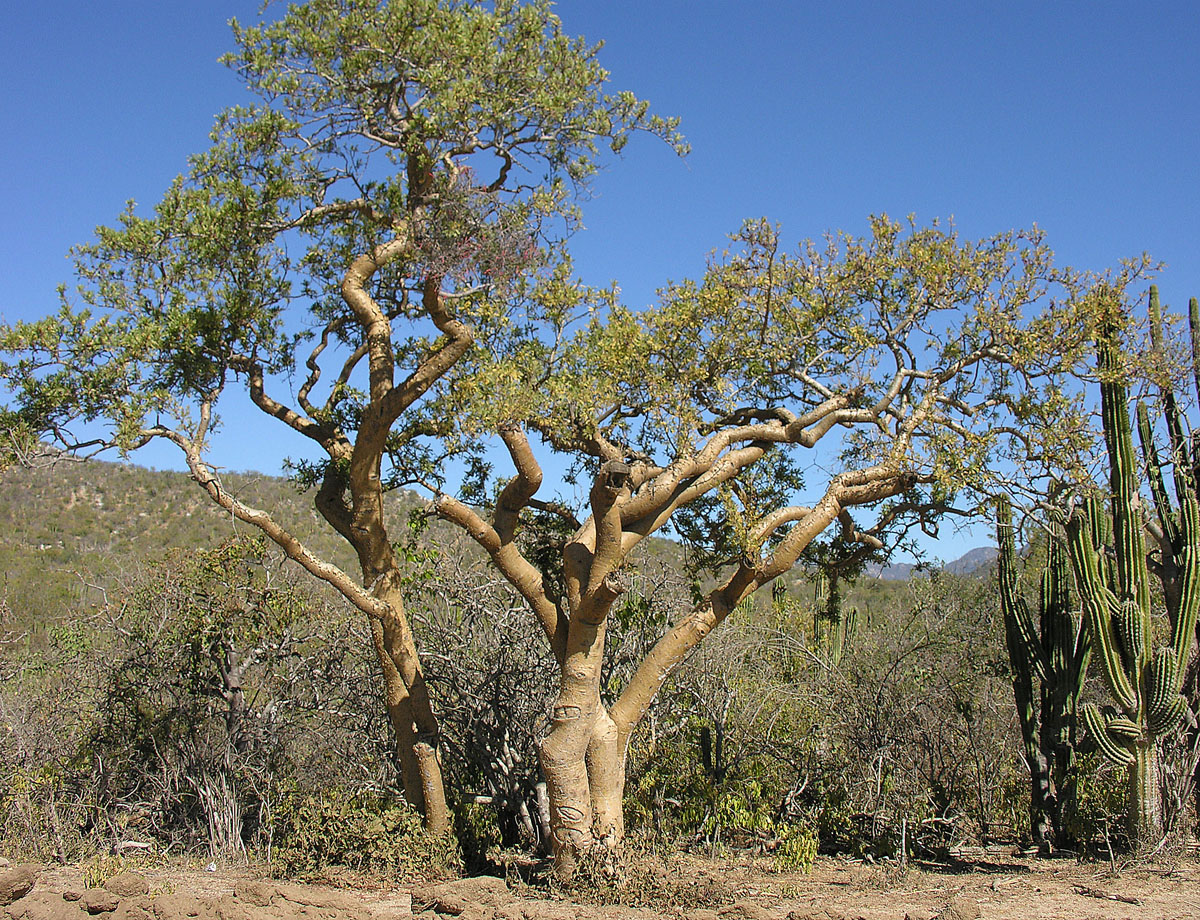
[624,732,816,871]
[1061,752,1130,851]
[0,0,684,476]
[270,788,458,878]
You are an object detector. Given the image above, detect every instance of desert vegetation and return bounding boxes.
[0,1,1198,911]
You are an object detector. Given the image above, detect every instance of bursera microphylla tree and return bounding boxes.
[431,216,1119,873]
[0,0,683,834]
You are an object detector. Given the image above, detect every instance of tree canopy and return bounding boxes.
[424,214,1135,870]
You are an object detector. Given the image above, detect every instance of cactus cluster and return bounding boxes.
[996,497,1090,851]
[1066,300,1200,844]
[812,569,858,668]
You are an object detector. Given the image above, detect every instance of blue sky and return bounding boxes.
[2,2,1198,560]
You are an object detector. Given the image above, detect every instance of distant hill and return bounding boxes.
[866,545,998,581]
[943,546,998,576]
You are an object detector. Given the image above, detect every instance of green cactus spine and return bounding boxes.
[1066,297,1200,845]
[996,497,1090,852]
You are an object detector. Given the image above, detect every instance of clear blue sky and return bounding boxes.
[2,2,1198,560]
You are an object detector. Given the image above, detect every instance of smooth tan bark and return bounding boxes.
[172,217,467,836]
[370,616,426,814]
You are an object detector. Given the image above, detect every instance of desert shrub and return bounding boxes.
[625,720,817,870]
[622,565,1036,862]
[1063,752,1130,855]
[0,619,103,861]
[411,536,559,858]
[269,788,458,879]
[0,535,394,861]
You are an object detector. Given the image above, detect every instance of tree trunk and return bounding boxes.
[369,616,427,812]
[368,589,451,837]
[539,615,612,877]
[1129,739,1163,848]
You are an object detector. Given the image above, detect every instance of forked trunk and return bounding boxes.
[539,616,628,876]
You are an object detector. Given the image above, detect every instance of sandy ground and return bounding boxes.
[5,852,1199,920]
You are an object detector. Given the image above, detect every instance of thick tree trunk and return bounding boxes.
[539,616,612,877]
[539,705,628,879]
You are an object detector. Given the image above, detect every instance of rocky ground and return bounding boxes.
[1,854,1197,920]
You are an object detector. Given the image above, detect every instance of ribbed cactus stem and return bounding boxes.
[997,497,1089,851]
[1068,291,1200,846]
[1190,295,1200,408]
[1099,336,1151,616]
[1173,490,1200,664]
[1067,508,1137,712]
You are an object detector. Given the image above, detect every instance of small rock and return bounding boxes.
[412,878,511,916]
[62,892,83,903]
[81,889,120,915]
[718,903,774,920]
[8,891,88,920]
[519,905,574,920]
[110,900,153,920]
[103,876,149,900]
[273,884,364,914]
[211,895,249,920]
[232,884,276,909]
[905,911,934,920]
[936,896,980,920]
[150,893,211,920]
[0,866,40,906]
[366,893,412,920]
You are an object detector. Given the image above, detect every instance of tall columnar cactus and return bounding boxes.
[1066,314,1200,845]
[812,568,858,668]
[1139,284,1200,826]
[996,497,1090,852]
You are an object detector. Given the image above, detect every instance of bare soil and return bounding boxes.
[6,852,1199,920]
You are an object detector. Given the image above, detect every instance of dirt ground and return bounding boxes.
[4,852,1199,920]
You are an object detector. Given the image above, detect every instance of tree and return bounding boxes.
[431,216,1118,874]
[0,0,683,834]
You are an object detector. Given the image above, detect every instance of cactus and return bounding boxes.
[1139,284,1200,830]
[1066,300,1200,846]
[811,570,859,666]
[812,568,858,668]
[996,497,1090,852]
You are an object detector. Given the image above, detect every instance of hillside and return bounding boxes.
[0,458,990,633]
[0,459,369,631]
